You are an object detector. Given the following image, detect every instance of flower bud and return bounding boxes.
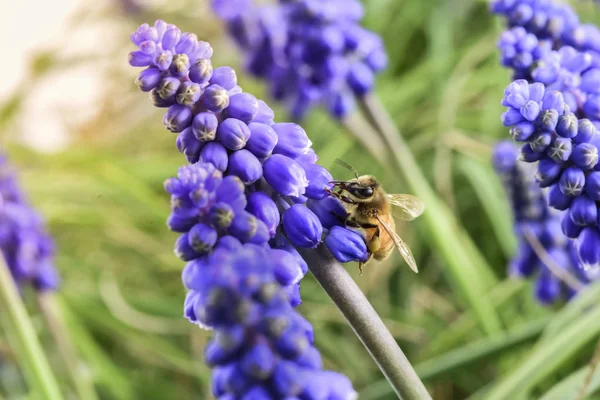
[520,100,540,121]
[542,90,565,114]
[529,132,552,153]
[272,361,303,397]
[348,62,374,96]
[537,109,559,132]
[577,227,600,270]
[556,113,578,138]
[182,258,208,290]
[562,212,583,238]
[199,142,228,172]
[509,122,535,141]
[228,211,258,242]
[192,112,218,142]
[154,50,173,71]
[253,100,275,125]
[282,205,323,248]
[535,158,561,187]
[326,90,355,119]
[227,93,259,123]
[176,128,203,157]
[210,66,238,91]
[535,267,561,305]
[501,108,525,126]
[188,223,218,253]
[241,342,275,380]
[307,197,347,229]
[270,249,304,286]
[176,81,202,106]
[189,59,213,84]
[213,177,246,214]
[519,144,543,162]
[559,167,585,196]
[575,119,597,144]
[209,202,234,229]
[205,327,245,366]
[301,163,334,200]
[165,212,194,232]
[203,84,230,112]
[170,53,191,77]
[128,50,153,67]
[217,118,251,150]
[325,226,368,263]
[135,67,161,92]
[163,104,192,132]
[228,149,263,184]
[175,32,198,54]
[547,137,572,163]
[264,155,308,197]
[175,233,200,261]
[246,123,278,158]
[573,143,599,170]
[272,123,312,159]
[156,77,180,99]
[584,94,600,120]
[492,141,517,173]
[246,192,279,237]
[161,25,181,50]
[247,220,270,244]
[548,183,572,210]
[570,195,598,226]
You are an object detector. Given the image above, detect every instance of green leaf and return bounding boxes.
[540,360,600,400]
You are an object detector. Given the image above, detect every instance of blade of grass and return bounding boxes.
[0,255,63,400]
[482,302,600,400]
[359,94,502,335]
[58,298,134,400]
[457,155,517,258]
[540,350,600,400]
[360,317,548,399]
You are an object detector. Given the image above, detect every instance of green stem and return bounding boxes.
[299,245,432,400]
[359,94,502,335]
[0,255,63,400]
[37,292,98,400]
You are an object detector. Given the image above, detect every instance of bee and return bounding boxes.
[327,159,425,274]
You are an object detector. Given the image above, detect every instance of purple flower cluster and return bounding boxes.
[0,155,58,291]
[493,141,588,303]
[190,243,356,399]
[130,20,366,396]
[211,0,387,120]
[494,0,600,271]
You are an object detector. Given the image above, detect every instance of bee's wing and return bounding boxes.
[387,194,425,221]
[375,214,419,273]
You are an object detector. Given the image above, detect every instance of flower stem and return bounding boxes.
[0,255,63,400]
[37,292,99,400]
[358,94,502,336]
[298,245,432,400]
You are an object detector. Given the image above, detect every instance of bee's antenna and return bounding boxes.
[335,158,359,179]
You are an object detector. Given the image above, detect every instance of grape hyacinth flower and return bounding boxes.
[192,243,357,399]
[0,154,59,291]
[130,20,368,396]
[493,141,588,303]
[211,0,388,120]
[493,0,600,271]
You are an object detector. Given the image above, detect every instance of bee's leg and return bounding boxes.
[357,223,379,275]
[325,188,356,205]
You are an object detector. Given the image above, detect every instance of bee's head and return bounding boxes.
[332,175,380,202]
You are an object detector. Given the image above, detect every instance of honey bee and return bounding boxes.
[327,159,425,274]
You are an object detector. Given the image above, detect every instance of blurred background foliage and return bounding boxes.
[3,0,600,399]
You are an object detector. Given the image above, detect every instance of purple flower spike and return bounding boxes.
[130,20,359,397]
[324,226,368,263]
